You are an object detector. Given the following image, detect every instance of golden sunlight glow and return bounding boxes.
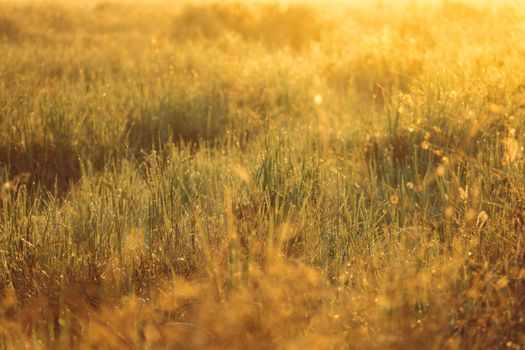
[1,0,525,348]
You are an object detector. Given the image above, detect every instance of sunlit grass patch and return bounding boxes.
[1,0,525,348]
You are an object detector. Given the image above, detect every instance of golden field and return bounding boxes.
[1,0,525,348]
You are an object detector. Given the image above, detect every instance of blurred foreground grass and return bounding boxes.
[1,1,525,348]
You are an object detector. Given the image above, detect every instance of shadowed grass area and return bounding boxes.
[1,1,525,349]
[172,3,330,51]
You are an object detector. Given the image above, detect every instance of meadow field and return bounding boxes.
[1,0,525,348]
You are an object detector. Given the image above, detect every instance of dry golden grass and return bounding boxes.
[1,0,525,349]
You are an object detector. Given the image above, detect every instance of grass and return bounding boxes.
[1,0,525,348]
